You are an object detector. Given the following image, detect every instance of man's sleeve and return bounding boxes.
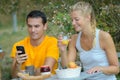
[46,38,59,62]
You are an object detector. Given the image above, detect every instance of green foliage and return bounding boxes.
[46,12,74,37]
[96,3,120,43]
[1,0,119,41]
[0,22,3,27]
[0,0,19,14]
[1,57,12,80]
[0,28,28,79]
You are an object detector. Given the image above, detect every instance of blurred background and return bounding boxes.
[0,0,120,79]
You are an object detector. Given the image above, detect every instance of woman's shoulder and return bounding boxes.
[71,34,78,42]
[70,34,78,45]
[99,30,112,40]
[71,34,78,39]
[99,30,113,49]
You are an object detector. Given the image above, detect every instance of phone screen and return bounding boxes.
[16,46,25,55]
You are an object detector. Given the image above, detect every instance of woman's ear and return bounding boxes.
[87,14,91,21]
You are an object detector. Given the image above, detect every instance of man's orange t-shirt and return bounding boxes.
[10,36,59,74]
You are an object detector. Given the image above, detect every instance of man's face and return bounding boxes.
[27,17,47,40]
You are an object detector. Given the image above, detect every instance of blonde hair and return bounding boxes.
[70,1,96,37]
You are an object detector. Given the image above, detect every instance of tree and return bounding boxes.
[0,0,19,32]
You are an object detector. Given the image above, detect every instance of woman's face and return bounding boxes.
[70,11,90,32]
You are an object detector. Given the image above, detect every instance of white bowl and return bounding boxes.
[55,67,81,78]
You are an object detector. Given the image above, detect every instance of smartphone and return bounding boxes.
[16,46,25,55]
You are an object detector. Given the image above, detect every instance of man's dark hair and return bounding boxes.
[26,10,47,25]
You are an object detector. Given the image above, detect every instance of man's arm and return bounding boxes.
[35,57,57,76]
[44,57,57,71]
[11,58,20,78]
[11,51,28,78]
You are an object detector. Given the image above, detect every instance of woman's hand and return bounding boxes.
[87,66,102,74]
[58,34,69,52]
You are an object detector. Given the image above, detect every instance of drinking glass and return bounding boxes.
[59,32,70,45]
[25,65,34,76]
[62,36,69,45]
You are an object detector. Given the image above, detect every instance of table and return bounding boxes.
[11,78,22,80]
[11,72,102,80]
[45,72,102,80]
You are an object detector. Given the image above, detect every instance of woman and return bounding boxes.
[58,1,119,80]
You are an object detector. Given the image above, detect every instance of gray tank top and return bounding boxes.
[76,29,116,80]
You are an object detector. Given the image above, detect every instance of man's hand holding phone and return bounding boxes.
[16,46,28,64]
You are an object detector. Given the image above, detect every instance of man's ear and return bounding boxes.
[44,23,48,30]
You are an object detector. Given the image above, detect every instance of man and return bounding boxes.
[10,10,59,78]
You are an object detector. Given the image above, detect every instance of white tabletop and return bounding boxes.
[45,72,101,80]
[11,72,102,80]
